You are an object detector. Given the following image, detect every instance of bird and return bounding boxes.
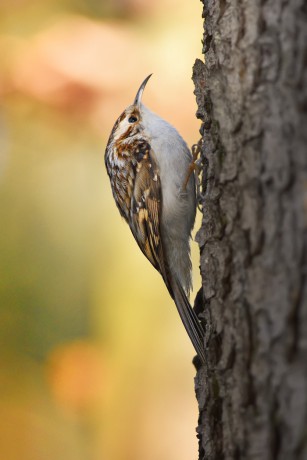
[104,74,205,364]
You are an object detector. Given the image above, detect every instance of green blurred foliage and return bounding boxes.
[0,100,93,359]
[0,0,202,458]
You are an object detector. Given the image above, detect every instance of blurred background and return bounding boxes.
[0,1,203,459]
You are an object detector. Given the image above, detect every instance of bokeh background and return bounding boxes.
[0,1,203,459]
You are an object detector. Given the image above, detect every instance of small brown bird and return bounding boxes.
[104,75,205,364]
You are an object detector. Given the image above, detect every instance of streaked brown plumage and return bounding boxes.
[105,75,205,364]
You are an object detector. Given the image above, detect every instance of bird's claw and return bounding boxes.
[183,142,202,190]
[183,140,206,211]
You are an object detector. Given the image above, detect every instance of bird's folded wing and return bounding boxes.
[130,145,168,280]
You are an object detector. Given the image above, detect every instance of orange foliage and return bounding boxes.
[46,341,107,413]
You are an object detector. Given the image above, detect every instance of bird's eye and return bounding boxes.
[128,116,138,123]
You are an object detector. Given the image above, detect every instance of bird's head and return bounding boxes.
[107,74,152,146]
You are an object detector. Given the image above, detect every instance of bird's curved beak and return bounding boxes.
[133,74,152,107]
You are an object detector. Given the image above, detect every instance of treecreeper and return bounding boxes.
[104,75,205,364]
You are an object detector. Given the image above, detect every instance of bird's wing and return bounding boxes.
[129,141,206,364]
[129,142,167,279]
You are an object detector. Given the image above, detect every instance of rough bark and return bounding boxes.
[193,0,307,459]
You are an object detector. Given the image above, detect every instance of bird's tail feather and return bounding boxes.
[171,276,206,364]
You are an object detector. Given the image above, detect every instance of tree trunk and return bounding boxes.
[193,0,307,459]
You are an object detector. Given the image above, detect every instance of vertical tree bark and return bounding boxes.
[193,1,307,459]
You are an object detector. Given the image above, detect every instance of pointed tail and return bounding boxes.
[170,276,206,364]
